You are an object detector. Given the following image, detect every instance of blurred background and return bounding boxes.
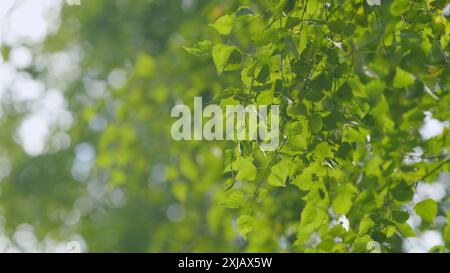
[0,0,448,252]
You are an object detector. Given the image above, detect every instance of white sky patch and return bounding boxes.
[10,72,45,101]
[50,131,71,153]
[166,203,186,223]
[10,46,33,69]
[0,0,72,157]
[338,215,350,232]
[1,0,62,46]
[443,4,450,17]
[402,230,444,253]
[403,146,423,165]
[110,188,126,208]
[75,143,95,164]
[0,63,16,97]
[0,223,86,253]
[9,2,47,43]
[46,51,80,81]
[414,181,447,203]
[89,115,107,131]
[17,115,49,156]
[419,112,449,140]
[107,68,128,90]
[0,0,15,39]
[366,0,381,6]
[16,89,71,156]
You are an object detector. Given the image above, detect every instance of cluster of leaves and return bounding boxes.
[187,0,450,252]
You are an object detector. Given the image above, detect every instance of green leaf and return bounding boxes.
[392,210,409,223]
[336,83,353,102]
[237,215,254,240]
[212,44,242,75]
[305,74,329,101]
[252,28,285,46]
[271,0,288,18]
[392,182,414,202]
[267,159,290,187]
[256,65,270,83]
[332,183,358,215]
[400,29,422,46]
[444,210,450,242]
[287,102,307,119]
[209,14,235,35]
[236,6,255,17]
[285,17,300,28]
[224,178,235,191]
[285,35,299,59]
[183,40,213,56]
[329,19,347,35]
[358,216,375,235]
[393,67,415,89]
[221,190,245,209]
[235,157,257,181]
[292,163,326,191]
[428,245,447,253]
[135,53,155,77]
[292,173,313,191]
[414,199,438,223]
[390,0,410,17]
[309,113,322,134]
[297,200,328,245]
[314,142,332,160]
[370,230,387,242]
[1,46,10,61]
[283,0,296,14]
[398,223,415,237]
[286,122,308,150]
